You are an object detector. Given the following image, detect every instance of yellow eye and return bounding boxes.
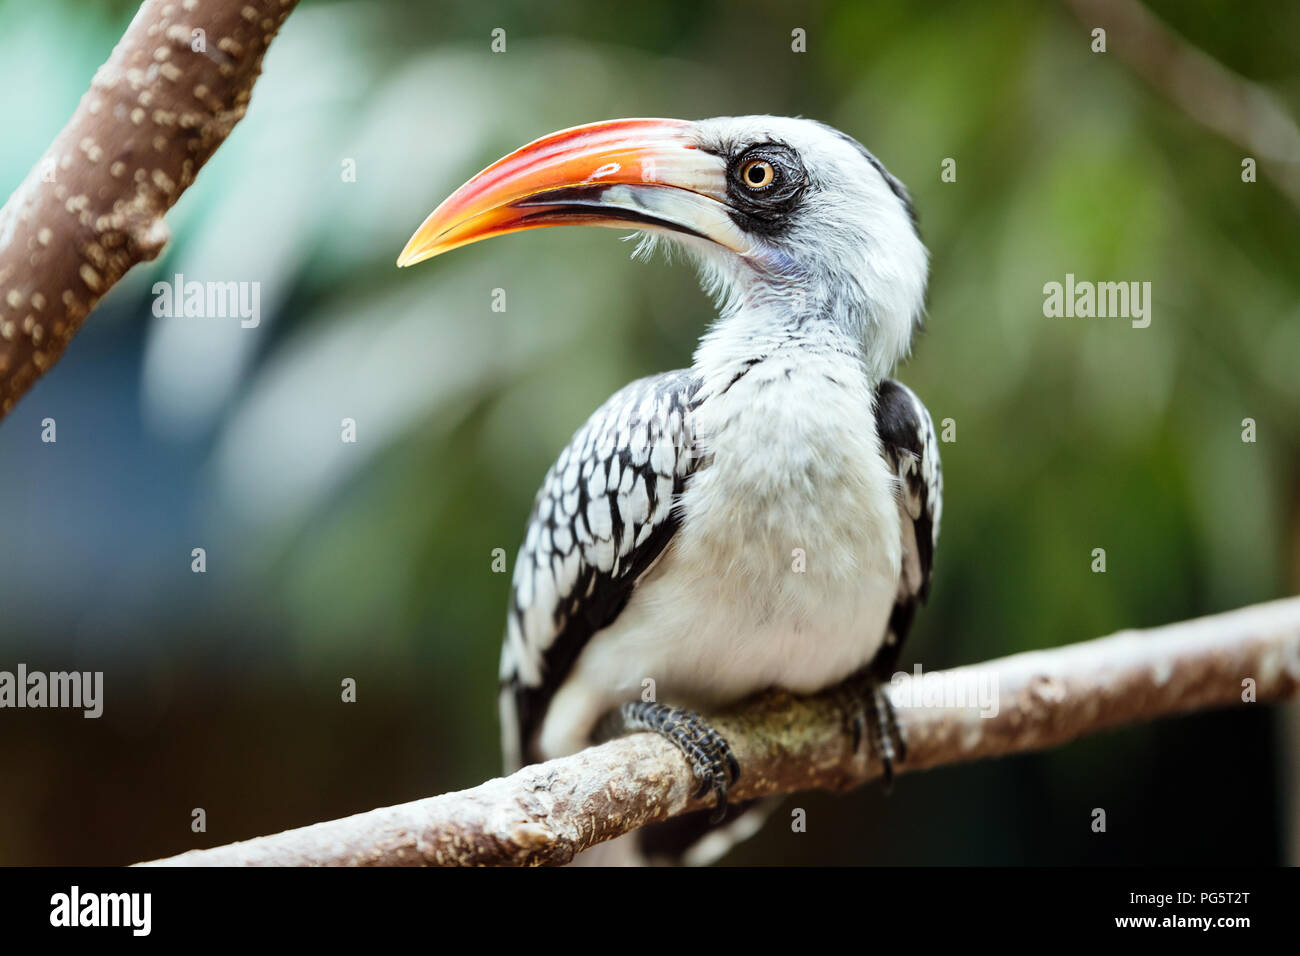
[740,159,775,190]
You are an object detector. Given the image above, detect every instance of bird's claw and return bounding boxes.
[838,677,906,791]
[619,701,739,823]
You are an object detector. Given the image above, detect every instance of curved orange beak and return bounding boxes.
[396,118,748,267]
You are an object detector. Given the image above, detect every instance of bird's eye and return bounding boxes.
[740,159,776,190]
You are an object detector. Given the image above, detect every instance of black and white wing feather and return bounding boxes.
[874,379,942,667]
[499,370,701,769]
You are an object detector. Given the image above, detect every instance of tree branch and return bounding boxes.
[141,596,1300,866]
[0,0,299,420]
[1064,0,1300,210]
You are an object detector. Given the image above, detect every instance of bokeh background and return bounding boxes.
[1,0,1297,865]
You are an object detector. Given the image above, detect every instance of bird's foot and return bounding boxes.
[617,701,740,823]
[838,677,907,791]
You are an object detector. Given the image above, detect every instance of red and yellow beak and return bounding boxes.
[396,118,748,267]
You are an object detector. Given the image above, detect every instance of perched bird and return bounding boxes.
[398,116,941,864]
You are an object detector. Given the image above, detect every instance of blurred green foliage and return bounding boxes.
[0,0,1295,864]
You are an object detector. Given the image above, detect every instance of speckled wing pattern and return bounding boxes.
[499,369,702,769]
[874,378,943,664]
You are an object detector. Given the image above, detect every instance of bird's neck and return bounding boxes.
[687,251,916,394]
[691,299,870,400]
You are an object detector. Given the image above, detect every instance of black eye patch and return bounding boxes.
[722,143,809,237]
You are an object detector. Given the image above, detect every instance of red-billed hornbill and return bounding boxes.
[398,116,941,864]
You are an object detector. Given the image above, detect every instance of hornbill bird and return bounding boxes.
[398,116,941,864]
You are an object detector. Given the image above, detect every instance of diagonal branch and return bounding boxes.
[1064,0,1300,210]
[0,0,299,421]
[140,596,1300,866]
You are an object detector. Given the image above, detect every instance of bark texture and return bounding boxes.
[0,0,299,419]
[141,597,1300,866]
